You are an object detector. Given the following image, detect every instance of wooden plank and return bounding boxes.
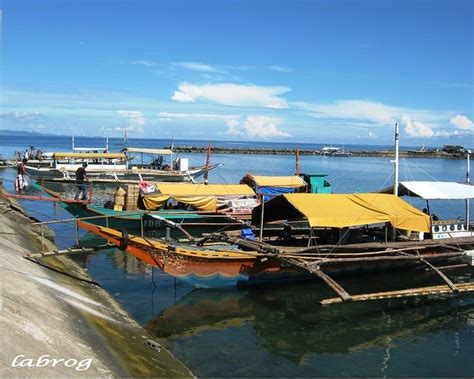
[320,282,474,306]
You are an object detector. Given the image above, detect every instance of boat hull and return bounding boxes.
[78,222,469,289]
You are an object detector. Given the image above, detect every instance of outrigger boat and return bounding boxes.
[24,139,221,183]
[78,192,474,299]
[34,182,257,238]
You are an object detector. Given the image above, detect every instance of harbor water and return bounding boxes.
[1,135,473,377]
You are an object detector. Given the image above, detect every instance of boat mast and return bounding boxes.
[72,136,75,151]
[394,122,399,196]
[204,143,211,184]
[295,145,300,176]
[467,150,471,230]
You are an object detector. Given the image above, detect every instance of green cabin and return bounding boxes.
[301,173,332,194]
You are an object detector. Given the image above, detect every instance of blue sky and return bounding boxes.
[0,0,472,145]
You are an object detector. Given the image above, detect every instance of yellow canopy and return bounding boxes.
[253,193,430,232]
[53,152,126,159]
[247,175,306,188]
[154,184,256,196]
[142,194,217,212]
[124,147,174,155]
[142,184,255,212]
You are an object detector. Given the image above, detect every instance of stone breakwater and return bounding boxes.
[172,146,471,159]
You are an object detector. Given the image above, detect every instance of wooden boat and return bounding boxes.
[24,146,220,183]
[78,193,473,294]
[36,182,257,238]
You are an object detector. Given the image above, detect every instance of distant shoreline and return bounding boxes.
[172,146,472,159]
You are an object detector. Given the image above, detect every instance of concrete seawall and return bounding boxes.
[0,195,193,377]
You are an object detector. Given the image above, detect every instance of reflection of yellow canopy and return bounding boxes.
[53,152,126,159]
[253,193,430,232]
[142,184,255,212]
[124,147,174,155]
[155,184,255,196]
[249,175,306,188]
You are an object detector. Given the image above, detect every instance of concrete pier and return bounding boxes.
[0,196,193,377]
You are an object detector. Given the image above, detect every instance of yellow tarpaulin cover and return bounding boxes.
[142,194,217,212]
[124,147,174,155]
[154,184,256,196]
[142,184,254,211]
[53,152,126,159]
[273,193,430,232]
[250,175,306,188]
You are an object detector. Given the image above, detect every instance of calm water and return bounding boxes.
[1,135,473,377]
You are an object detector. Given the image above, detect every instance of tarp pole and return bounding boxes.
[295,145,300,176]
[467,150,471,230]
[259,194,265,241]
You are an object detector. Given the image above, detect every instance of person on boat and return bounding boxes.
[74,163,89,200]
[16,158,28,194]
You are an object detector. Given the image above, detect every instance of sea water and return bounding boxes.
[1,135,473,377]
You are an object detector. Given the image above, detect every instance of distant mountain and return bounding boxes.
[0,129,59,137]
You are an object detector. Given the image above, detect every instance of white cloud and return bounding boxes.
[117,110,145,134]
[130,60,161,68]
[450,115,474,130]
[401,114,435,138]
[157,112,238,121]
[368,131,376,139]
[0,111,43,122]
[296,100,398,125]
[225,116,290,138]
[172,83,290,109]
[172,62,223,73]
[268,65,293,73]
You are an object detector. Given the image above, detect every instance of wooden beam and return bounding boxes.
[320,282,474,306]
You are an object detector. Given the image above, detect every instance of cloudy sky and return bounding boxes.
[1,0,472,145]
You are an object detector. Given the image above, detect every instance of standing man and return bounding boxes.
[16,158,28,194]
[75,162,89,200]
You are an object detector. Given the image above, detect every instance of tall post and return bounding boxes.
[259,194,265,241]
[394,122,399,197]
[106,138,109,151]
[72,136,75,151]
[204,143,211,184]
[466,150,471,230]
[295,145,300,176]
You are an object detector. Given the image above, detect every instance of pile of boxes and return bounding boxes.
[124,184,140,211]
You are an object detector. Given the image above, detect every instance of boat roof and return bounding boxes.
[398,181,474,200]
[124,147,174,155]
[243,174,307,188]
[155,183,256,196]
[380,181,474,200]
[53,152,126,159]
[252,193,430,232]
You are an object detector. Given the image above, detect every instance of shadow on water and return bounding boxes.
[74,237,474,377]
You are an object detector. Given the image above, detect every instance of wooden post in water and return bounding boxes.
[74,219,79,246]
[40,224,45,253]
